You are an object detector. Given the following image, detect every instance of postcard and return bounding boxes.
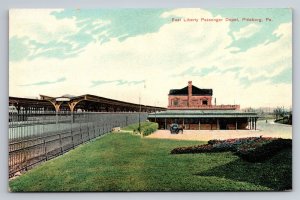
[9,8,292,192]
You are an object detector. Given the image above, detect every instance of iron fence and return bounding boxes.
[9,111,148,177]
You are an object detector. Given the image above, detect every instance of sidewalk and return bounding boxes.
[146,129,292,141]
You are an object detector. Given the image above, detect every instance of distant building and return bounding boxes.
[148,81,258,130]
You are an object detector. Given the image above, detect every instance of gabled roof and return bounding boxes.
[169,85,213,96]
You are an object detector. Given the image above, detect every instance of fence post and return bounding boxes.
[21,139,28,172]
[71,115,75,148]
[80,123,83,144]
[24,149,28,172]
[59,133,63,155]
[44,139,48,161]
[71,128,74,149]
[87,124,90,141]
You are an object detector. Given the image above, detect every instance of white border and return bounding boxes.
[1,1,299,199]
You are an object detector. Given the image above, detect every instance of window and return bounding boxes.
[203,100,208,105]
[173,100,178,106]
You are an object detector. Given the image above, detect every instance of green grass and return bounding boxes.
[122,121,154,132]
[122,121,158,136]
[9,132,292,192]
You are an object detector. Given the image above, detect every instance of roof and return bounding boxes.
[10,95,167,111]
[148,110,258,118]
[169,85,213,96]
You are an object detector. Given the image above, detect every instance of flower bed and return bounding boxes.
[236,138,292,162]
[170,144,215,154]
[171,137,292,162]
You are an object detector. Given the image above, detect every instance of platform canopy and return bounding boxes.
[148,109,258,118]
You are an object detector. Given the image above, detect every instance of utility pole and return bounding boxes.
[138,80,146,134]
[154,101,157,122]
[139,95,141,134]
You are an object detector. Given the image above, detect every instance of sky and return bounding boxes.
[9,8,292,109]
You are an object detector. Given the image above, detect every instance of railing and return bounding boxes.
[8,112,148,177]
[167,105,240,110]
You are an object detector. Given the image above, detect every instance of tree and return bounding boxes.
[273,107,286,120]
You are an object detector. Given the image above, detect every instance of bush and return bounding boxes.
[207,139,219,145]
[123,122,158,136]
[213,142,236,152]
[235,139,292,162]
[172,137,274,154]
[142,123,158,136]
[171,144,214,154]
[171,137,292,162]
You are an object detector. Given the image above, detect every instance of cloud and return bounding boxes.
[9,9,77,42]
[19,77,66,86]
[210,8,292,52]
[233,23,292,80]
[9,9,292,109]
[233,24,261,40]
[9,9,171,61]
[90,79,145,87]
[9,36,31,61]
[270,67,292,84]
[174,66,219,77]
[90,80,115,87]
[9,9,80,61]
[239,75,268,88]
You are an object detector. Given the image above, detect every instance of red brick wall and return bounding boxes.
[168,95,213,108]
[188,81,192,106]
[167,81,239,110]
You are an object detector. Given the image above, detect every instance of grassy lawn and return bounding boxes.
[121,121,155,132]
[9,132,292,192]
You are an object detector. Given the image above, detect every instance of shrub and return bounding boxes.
[171,137,292,162]
[213,142,236,152]
[123,122,158,136]
[142,123,158,136]
[235,139,292,162]
[208,139,219,145]
[172,137,273,154]
[171,144,214,154]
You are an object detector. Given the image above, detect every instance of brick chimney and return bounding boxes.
[188,81,192,107]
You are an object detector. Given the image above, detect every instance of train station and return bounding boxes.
[148,81,258,130]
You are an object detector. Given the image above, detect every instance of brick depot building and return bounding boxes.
[148,81,258,130]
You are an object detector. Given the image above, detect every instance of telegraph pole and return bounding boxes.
[154,101,157,122]
[138,80,146,134]
[139,94,141,134]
